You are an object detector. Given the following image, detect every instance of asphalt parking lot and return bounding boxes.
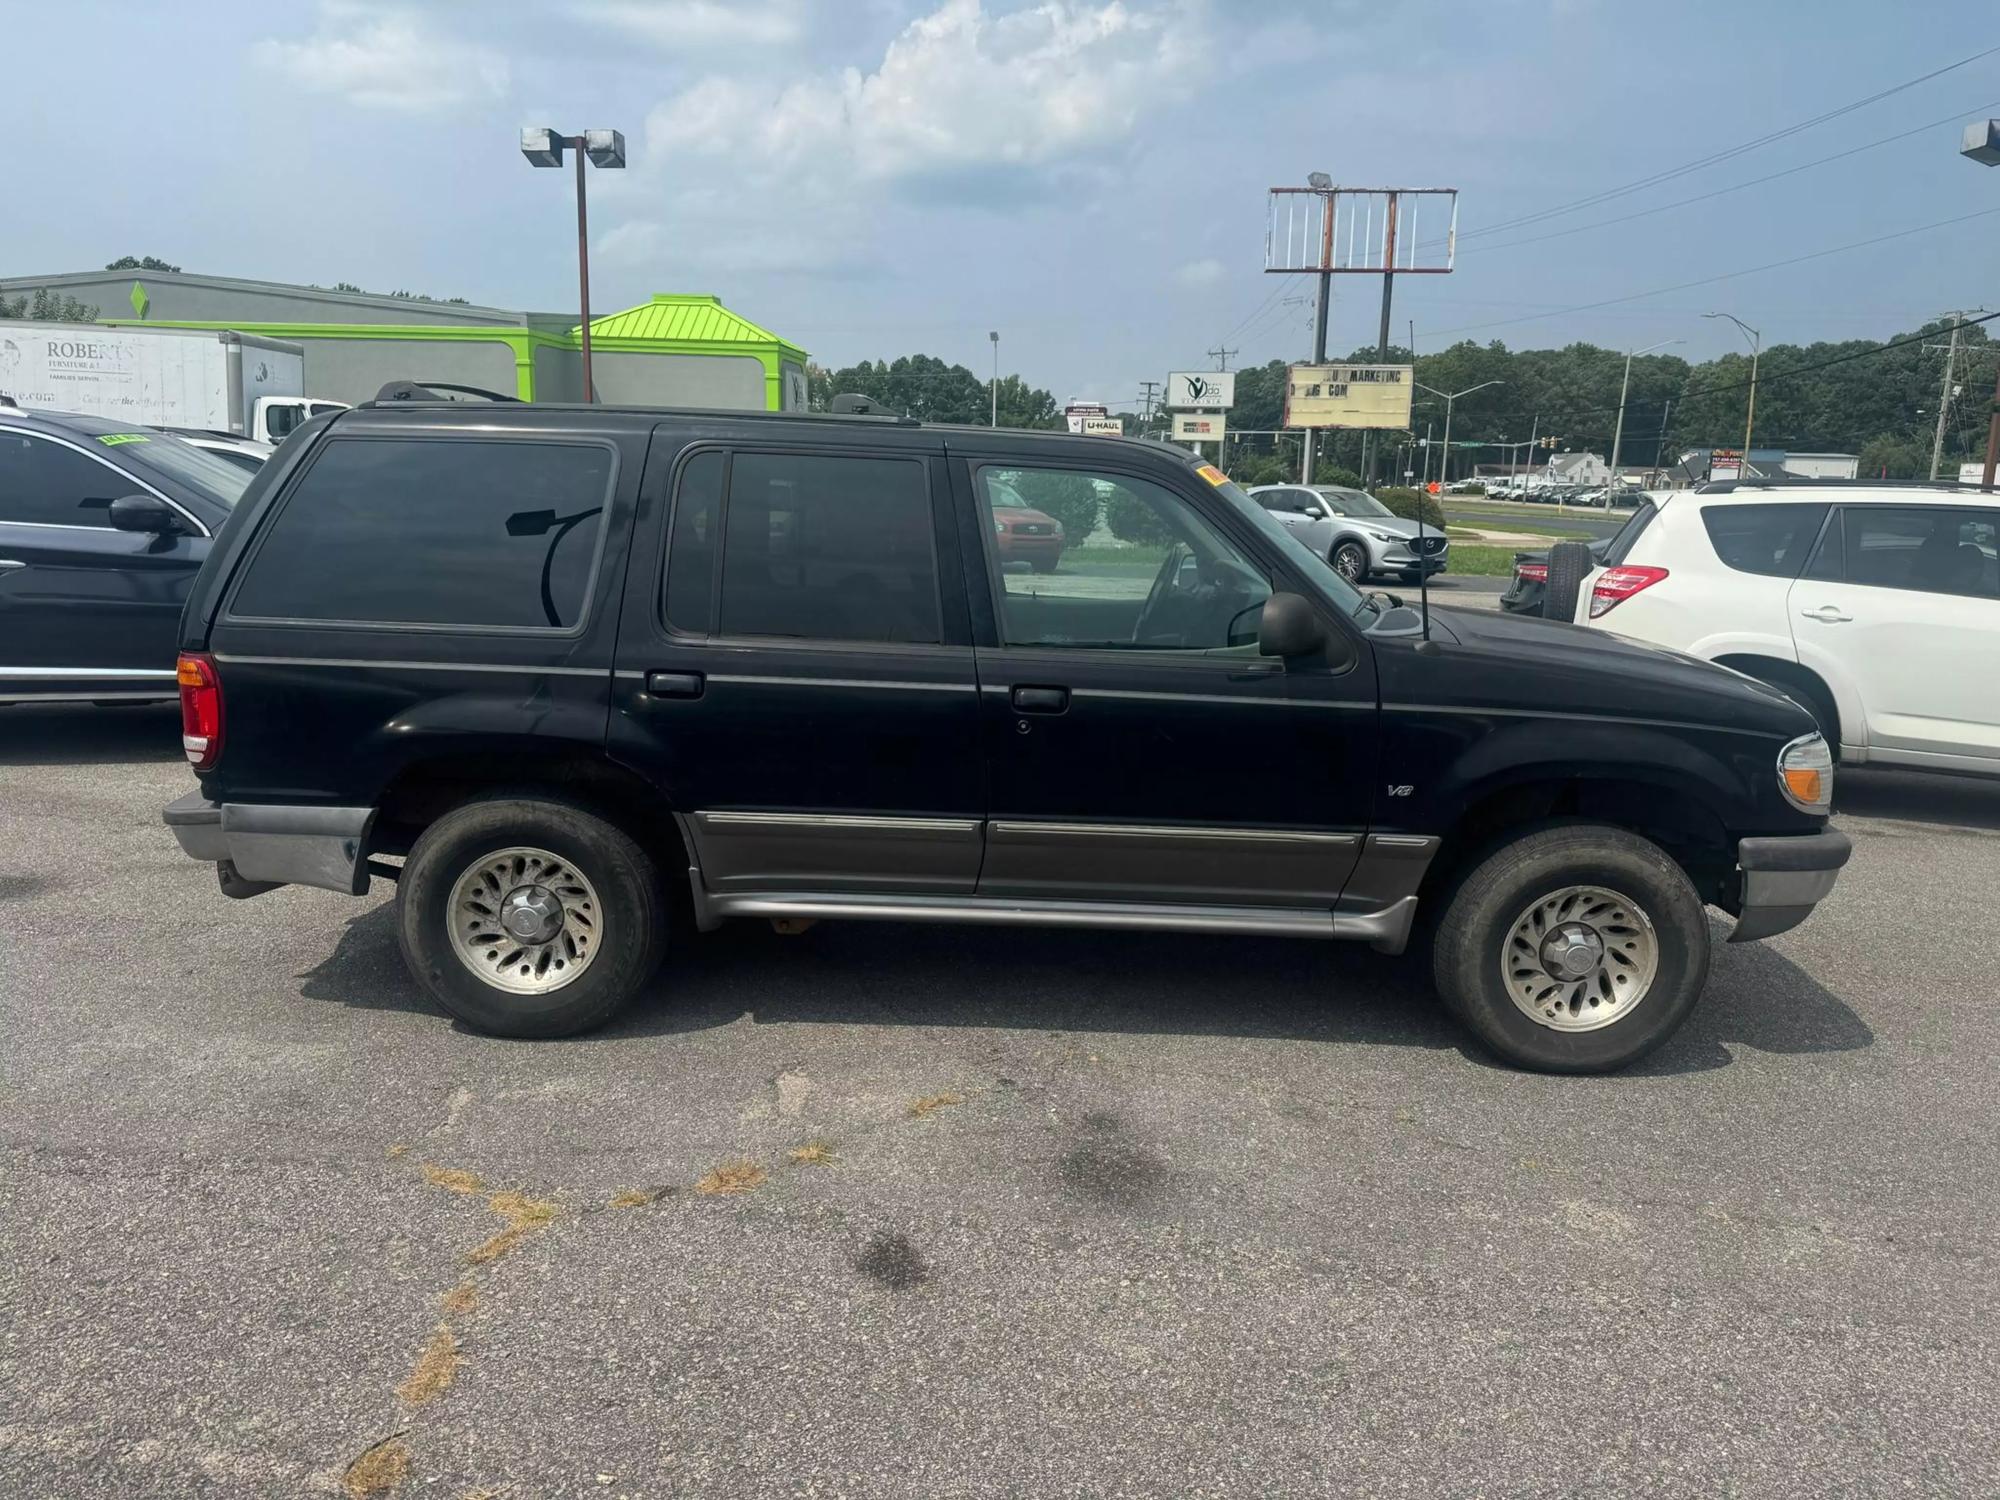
[4,706,1998,1498]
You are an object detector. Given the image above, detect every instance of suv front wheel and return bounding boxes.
[398,797,667,1037]
[1432,824,1711,1072]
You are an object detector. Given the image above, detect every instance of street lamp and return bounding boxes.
[989,330,999,428]
[1609,338,1682,488]
[521,127,626,404]
[1961,121,1999,485]
[1703,312,1761,472]
[1414,379,1502,492]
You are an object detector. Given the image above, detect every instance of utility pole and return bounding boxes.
[989,330,1000,428]
[1705,312,1761,467]
[1654,399,1673,485]
[1302,263,1330,483]
[1928,314,1965,480]
[1610,339,1682,489]
[1207,345,1238,372]
[1362,192,1400,487]
[1138,380,1161,434]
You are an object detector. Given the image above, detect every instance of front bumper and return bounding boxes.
[1374,541,1449,574]
[164,792,375,897]
[1730,828,1851,942]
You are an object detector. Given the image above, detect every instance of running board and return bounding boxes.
[702,891,1419,953]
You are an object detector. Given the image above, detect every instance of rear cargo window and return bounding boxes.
[1600,499,1658,565]
[229,437,614,629]
[1699,502,1829,578]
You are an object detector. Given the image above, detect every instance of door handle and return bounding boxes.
[1799,606,1852,623]
[1011,685,1069,714]
[644,670,705,699]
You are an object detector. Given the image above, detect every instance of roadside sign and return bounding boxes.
[1171,412,1226,441]
[1284,364,1414,430]
[1081,415,1123,437]
[1166,371,1235,411]
[1709,448,1742,481]
[1064,400,1109,434]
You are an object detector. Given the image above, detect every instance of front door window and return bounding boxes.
[976,467,1270,652]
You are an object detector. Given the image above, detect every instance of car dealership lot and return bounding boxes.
[4,708,1998,1497]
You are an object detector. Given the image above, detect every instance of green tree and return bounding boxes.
[993,373,1062,429]
[0,288,98,321]
[104,254,181,272]
[995,468,1100,541]
[1373,486,1447,529]
[1104,481,1174,546]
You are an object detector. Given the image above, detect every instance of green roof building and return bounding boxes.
[0,270,809,410]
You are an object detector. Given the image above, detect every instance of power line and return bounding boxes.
[1452,42,2000,246]
[1425,203,2000,342]
[1457,96,2000,258]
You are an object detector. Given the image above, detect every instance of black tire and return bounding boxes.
[397,796,666,1038]
[1031,559,1059,574]
[1398,571,1421,586]
[1542,539,1593,621]
[1331,540,1370,584]
[1432,824,1711,1073]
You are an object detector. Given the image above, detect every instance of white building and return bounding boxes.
[1543,451,1611,487]
[1783,453,1859,480]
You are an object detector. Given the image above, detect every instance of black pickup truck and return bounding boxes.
[161,396,1848,1072]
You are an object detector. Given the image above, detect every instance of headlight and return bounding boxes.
[1361,527,1398,542]
[994,519,1007,534]
[1777,732,1834,814]
[1052,523,1065,538]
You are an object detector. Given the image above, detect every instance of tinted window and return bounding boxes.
[977,467,1270,651]
[118,432,251,506]
[1843,506,1998,599]
[664,450,722,633]
[1601,499,1658,566]
[231,437,613,628]
[0,432,132,527]
[1699,502,1828,577]
[716,452,939,643]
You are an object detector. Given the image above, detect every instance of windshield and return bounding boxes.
[1316,487,1393,519]
[1204,469,1369,617]
[120,431,254,506]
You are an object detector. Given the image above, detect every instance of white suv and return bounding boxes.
[1570,484,2000,777]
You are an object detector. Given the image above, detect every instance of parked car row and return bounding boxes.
[1481,483,1634,508]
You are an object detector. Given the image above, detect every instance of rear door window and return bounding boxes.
[1841,506,1998,599]
[713,452,940,644]
[1699,502,1829,578]
[229,437,614,629]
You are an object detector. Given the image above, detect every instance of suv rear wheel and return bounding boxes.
[398,797,666,1038]
[1432,824,1710,1072]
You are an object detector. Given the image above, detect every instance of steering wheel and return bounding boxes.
[1134,542,1193,643]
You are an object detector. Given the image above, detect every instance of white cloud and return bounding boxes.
[1174,257,1225,287]
[646,0,1201,185]
[572,0,806,49]
[252,3,510,114]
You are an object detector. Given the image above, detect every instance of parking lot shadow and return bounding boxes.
[0,704,182,766]
[1835,766,2000,833]
[296,900,1872,1074]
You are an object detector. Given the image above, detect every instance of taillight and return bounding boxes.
[1587,565,1669,618]
[177,652,223,770]
[1515,561,1548,583]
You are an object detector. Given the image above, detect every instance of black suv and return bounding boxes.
[1,407,254,703]
[162,399,1849,1072]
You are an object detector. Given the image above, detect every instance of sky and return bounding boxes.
[4,0,1997,412]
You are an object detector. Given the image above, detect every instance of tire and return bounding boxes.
[1542,539,1593,621]
[1398,571,1421,586]
[1432,824,1711,1073]
[1031,559,1059,574]
[1331,540,1370,584]
[1755,670,1838,748]
[397,796,666,1038]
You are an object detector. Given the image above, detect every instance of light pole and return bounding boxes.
[1609,338,1682,489]
[1415,379,1502,492]
[1301,170,1334,483]
[1961,121,1999,485]
[521,127,626,404]
[1704,312,1761,472]
[989,331,999,427]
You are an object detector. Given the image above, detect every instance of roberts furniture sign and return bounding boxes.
[1283,364,1414,430]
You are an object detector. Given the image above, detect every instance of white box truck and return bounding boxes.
[0,323,343,441]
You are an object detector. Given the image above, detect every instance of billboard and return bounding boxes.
[1709,448,1742,481]
[1283,364,1414,430]
[1080,415,1123,437]
[1166,371,1235,410]
[1172,412,1227,441]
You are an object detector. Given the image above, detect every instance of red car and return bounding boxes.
[993,503,1066,572]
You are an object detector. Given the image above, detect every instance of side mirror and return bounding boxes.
[1258,592,1325,658]
[1303,506,1327,519]
[107,494,183,535]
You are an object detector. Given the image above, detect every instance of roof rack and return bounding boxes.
[1696,477,1998,495]
[372,380,522,404]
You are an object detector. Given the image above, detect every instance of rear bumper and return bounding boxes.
[163,791,375,896]
[1729,828,1852,942]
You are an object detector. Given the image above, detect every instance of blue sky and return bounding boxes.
[4,0,1997,410]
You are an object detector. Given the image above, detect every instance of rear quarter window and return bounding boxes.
[228,436,615,630]
[1698,502,1829,578]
